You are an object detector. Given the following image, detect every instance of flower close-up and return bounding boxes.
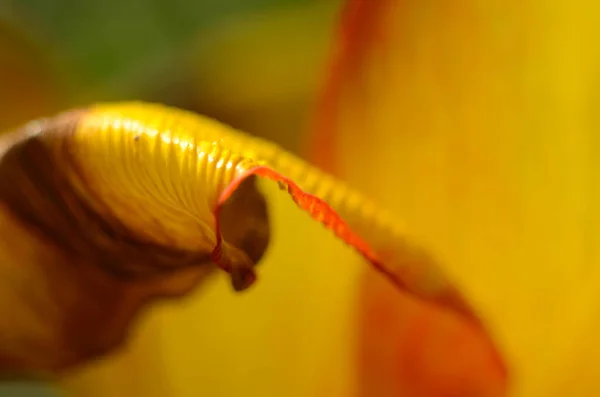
[1,0,600,397]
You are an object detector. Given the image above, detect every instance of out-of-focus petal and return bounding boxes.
[313,0,600,396]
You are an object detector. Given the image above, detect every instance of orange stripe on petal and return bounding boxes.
[306,0,389,173]
[357,270,508,397]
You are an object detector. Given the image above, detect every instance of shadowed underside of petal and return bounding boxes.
[0,114,220,376]
[0,108,267,376]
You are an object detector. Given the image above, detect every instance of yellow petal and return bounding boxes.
[314,0,600,396]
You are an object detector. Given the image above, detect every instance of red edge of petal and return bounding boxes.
[212,165,381,272]
[212,165,478,323]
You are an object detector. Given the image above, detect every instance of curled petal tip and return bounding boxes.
[0,101,496,377]
[230,268,258,292]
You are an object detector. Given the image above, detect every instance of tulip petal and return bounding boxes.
[0,102,483,381]
[311,0,520,395]
[65,102,475,317]
[316,0,600,395]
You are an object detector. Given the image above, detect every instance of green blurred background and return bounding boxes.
[0,0,342,149]
[0,0,341,395]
